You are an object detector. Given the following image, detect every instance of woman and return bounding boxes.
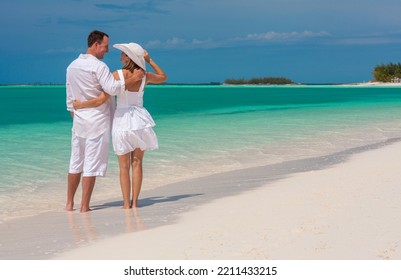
[73,42,167,208]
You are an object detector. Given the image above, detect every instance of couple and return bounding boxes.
[66,30,167,212]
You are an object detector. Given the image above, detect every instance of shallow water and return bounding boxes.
[1,85,401,220]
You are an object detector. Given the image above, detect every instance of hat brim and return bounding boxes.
[113,43,146,71]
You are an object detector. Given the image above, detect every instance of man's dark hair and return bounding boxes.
[87,30,109,47]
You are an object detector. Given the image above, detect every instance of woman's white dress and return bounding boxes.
[112,70,158,155]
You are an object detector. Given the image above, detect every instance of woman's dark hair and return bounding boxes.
[122,58,141,73]
[87,30,109,47]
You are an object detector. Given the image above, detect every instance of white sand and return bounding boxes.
[343,82,401,87]
[56,141,401,260]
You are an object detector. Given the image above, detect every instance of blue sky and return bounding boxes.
[1,0,401,84]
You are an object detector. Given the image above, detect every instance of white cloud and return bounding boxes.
[145,30,401,50]
[242,31,330,41]
[166,37,186,45]
[145,30,330,50]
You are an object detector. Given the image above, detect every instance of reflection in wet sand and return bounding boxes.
[66,207,146,248]
[124,208,145,233]
[66,211,98,245]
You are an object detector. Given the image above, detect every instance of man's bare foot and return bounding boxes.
[65,203,74,211]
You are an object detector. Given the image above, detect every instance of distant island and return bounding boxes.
[5,65,401,86]
[372,63,401,83]
[224,77,295,85]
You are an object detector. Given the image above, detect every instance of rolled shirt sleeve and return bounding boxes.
[66,78,74,112]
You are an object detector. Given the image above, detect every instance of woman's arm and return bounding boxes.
[144,50,167,84]
[73,92,110,109]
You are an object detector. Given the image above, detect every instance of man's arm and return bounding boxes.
[73,70,118,109]
[73,92,110,109]
[125,68,146,88]
[97,63,144,96]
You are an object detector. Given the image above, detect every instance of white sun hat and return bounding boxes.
[113,42,146,70]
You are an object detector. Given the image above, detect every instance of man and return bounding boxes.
[65,30,144,212]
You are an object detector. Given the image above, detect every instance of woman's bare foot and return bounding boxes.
[80,207,92,213]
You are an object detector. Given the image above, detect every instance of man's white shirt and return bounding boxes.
[66,54,124,139]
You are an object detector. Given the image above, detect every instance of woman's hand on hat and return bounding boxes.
[144,50,151,63]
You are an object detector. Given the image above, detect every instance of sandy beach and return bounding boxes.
[340,82,401,87]
[1,139,401,261]
[55,140,401,260]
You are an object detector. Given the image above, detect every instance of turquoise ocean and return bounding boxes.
[1,85,401,220]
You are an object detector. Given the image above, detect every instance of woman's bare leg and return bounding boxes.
[131,149,144,208]
[80,176,96,212]
[118,153,131,209]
